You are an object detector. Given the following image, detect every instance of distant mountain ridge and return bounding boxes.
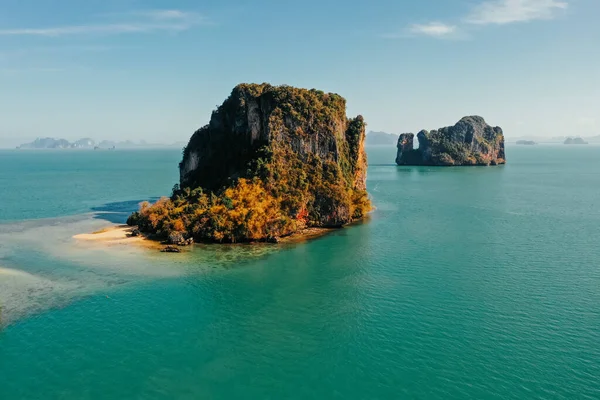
[510,135,600,144]
[17,137,75,149]
[564,137,588,145]
[17,137,184,149]
[366,131,399,145]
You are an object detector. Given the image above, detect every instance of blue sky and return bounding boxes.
[0,0,598,147]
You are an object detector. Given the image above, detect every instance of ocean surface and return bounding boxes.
[1,145,599,399]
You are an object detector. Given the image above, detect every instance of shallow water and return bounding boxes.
[1,146,599,399]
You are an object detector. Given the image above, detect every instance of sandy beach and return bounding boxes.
[73,225,162,249]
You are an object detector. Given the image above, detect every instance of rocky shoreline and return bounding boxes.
[74,224,338,253]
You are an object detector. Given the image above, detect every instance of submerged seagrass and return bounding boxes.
[128,83,371,242]
[396,116,506,166]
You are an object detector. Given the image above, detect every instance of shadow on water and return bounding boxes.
[91,198,159,224]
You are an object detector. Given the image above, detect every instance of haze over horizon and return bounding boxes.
[1,0,598,148]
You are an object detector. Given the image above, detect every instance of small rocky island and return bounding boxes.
[128,83,371,243]
[396,116,506,166]
[564,137,588,145]
[516,140,536,145]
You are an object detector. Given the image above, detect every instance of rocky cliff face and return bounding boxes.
[179,84,369,227]
[130,83,370,243]
[396,116,505,166]
[180,84,366,192]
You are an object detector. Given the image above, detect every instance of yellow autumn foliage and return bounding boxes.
[128,178,294,243]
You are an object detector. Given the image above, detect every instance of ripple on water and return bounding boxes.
[2,146,600,399]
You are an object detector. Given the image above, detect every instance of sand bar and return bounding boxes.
[73,225,162,249]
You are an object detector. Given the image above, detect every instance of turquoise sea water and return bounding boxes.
[1,146,599,399]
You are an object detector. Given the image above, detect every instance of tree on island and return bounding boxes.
[128,83,371,244]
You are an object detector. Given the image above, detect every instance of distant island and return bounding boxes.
[506,135,599,144]
[396,116,505,166]
[564,137,588,145]
[16,138,184,150]
[127,83,371,245]
[16,137,94,149]
[366,131,399,146]
[516,140,536,145]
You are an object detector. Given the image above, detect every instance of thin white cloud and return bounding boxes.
[141,10,190,20]
[409,22,457,37]
[0,23,186,36]
[394,0,568,40]
[466,0,568,25]
[0,10,207,37]
[382,22,459,40]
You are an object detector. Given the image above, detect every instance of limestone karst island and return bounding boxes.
[127,83,371,244]
[396,116,506,166]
